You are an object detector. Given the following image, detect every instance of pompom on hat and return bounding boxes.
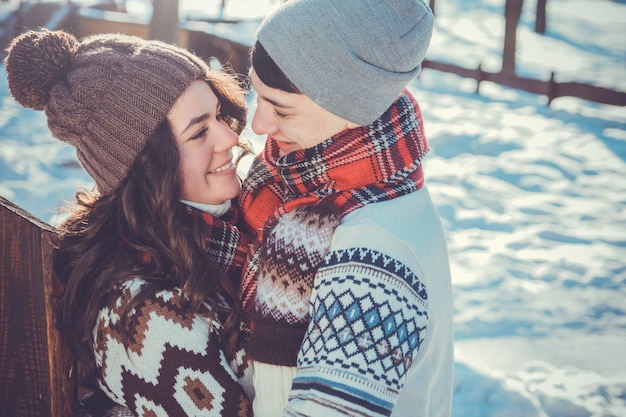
[4,29,210,194]
[256,0,434,126]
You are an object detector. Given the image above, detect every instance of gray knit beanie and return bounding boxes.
[256,0,434,126]
[4,29,209,194]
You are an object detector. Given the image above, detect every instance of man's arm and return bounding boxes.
[286,247,428,417]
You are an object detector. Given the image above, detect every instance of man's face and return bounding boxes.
[249,69,354,156]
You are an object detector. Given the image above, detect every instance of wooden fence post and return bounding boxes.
[0,197,76,417]
[502,0,524,75]
[535,0,547,34]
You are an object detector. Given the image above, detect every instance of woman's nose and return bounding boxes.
[215,121,239,151]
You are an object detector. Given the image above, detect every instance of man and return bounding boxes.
[238,1,454,416]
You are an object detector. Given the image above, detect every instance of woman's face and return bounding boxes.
[167,80,241,205]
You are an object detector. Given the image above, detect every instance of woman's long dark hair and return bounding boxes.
[54,74,247,386]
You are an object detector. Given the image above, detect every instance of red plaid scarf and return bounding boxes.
[137,206,250,279]
[197,206,252,281]
[238,90,428,326]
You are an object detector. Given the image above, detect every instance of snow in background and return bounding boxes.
[1,0,625,415]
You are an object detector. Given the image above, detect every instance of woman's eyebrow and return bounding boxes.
[180,113,210,135]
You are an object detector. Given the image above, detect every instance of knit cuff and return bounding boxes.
[248,315,308,366]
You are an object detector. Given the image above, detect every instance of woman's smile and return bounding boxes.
[209,160,235,174]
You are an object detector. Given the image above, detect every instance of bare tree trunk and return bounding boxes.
[149,0,179,44]
[502,0,523,75]
[535,0,547,34]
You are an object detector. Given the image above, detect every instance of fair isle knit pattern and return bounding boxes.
[94,280,252,416]
[249,204,341,365]
[290,247,428,416]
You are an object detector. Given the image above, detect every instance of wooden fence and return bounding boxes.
[421,0,626,107]
[421,59,626,106]
[0,196,76,417]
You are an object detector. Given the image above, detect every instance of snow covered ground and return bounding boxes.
[1,0,625,415]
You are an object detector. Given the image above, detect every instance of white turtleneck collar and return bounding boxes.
[181,199,232,218]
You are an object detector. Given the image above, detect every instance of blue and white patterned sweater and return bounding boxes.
[251,186,454,417]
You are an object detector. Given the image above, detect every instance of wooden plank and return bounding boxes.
[0,197,76,417]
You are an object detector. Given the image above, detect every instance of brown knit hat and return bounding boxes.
[4,29,210,194]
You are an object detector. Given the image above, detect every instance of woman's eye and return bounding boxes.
[191,127,209,140]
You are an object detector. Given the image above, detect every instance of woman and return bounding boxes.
[4,29,253,416]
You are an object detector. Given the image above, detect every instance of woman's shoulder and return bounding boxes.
[92,277,252,415]
[97,277,219,332]
[93,278,221,391]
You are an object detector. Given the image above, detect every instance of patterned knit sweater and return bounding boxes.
[94,279,252,416]
[247,190,453,417]
[92,202,254,416]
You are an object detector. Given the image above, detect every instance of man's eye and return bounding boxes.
[273,108,287,118]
